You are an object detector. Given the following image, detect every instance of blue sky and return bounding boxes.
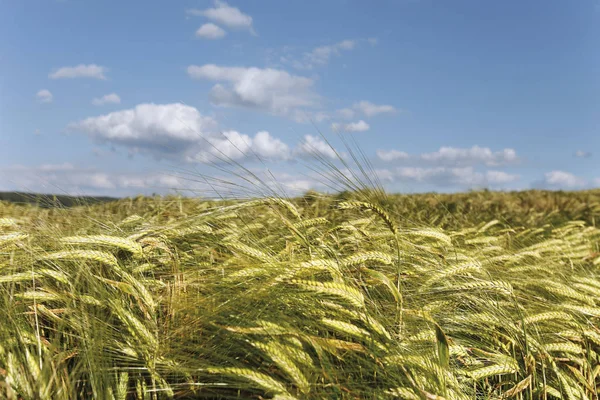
[1,0,599,197]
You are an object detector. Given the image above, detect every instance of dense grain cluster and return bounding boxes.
[1,190,600,399]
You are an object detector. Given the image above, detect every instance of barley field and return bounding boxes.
[2,189,600,399]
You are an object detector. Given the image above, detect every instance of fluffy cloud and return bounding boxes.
[189,131,246,162]
[542,171,586,189]
[252,131,290,158]
[331,120,370,133]
[36,89,53,103]
[92,93,121,106]
[191,130,290,162]
[293,135,337,159]
[377,145,518,167]
[187,64,318,117]
[49,64,107,80]
[196,23,226,39]
[69,103,218,161]
[69,103,218,158]
[69,103,293,164]
[187,1,254,34]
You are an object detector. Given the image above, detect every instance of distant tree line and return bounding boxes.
[0,192,118,208]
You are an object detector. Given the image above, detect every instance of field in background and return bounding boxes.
[2,189,600,399]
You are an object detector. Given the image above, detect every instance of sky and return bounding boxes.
[1,0,599,197]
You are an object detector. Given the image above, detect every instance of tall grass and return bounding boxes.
[1,179,600,398]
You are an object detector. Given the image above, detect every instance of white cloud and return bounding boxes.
[252,131,290,158]
[353,101,396,117]
[331,120,370,133]
[377,146,518,167]
[0,163,190,195]
[92,93,121,106]
[574,150,592,158]
[196,23,226,39]
[373,168,396,182]
[486,170,520,184]
[187,1,255,34]
[36,89,53,103]
[281,179,315,192]
[194,130,252,162]
[286,40,356,70]
[191,130,290,162]
[187,64,318,117]
[0,162,329,198]
[543,171,586,189]
[114,173,184,191]
[236,169,326,197]
[420,146,517,167]
[49,64,108,80]
[84,173,116,189]
[337,40,355,50]
[335,101,396,120]
[304,40,355,67]
[277,38,380,71]
[395,167,452,183]
[376,149,409,162]
[393,166,519,187]
[293,135,337,159]
[69,103,219,159]
[69,103,293,164]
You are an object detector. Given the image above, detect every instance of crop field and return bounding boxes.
[2,189,600,399]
